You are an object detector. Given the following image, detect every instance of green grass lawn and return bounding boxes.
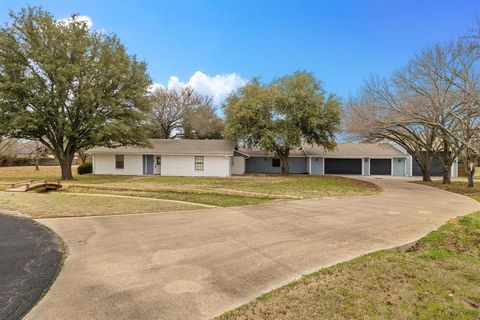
[0,166,379,211]
[217,191,480,319]
[132,174,378,198]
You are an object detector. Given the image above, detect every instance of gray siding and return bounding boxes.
[246,157,308,174]
[310,157,323,175]
[363,158,369,175]
[392,158,406,176]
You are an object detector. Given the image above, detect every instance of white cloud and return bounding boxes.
[149,82,165,92]
[152,71,248,105]
[58,15,93,29]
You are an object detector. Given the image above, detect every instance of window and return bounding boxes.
[195,156,204,171]
[272,158,280,167]
[115,155,124,169]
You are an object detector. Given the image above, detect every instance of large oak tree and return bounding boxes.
[0,7,151,179]
[224,71,341,174]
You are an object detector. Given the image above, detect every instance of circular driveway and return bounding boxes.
[24,177,480,320]
[0,214,63,320]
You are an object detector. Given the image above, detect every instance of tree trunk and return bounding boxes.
[422,170,432,182]
[442,168,451,184]
[279,154,289,175]
[467,171,475,188]
[34,140,40,170]
[58,152,75,180]
[465,162,475,188]
[421,158,432,182]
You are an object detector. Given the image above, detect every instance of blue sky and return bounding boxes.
[1,0,479,104]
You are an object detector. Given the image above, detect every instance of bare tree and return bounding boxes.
[347,28,480,186]
[77,148,89,163]
[182,104,224,139]
[0,137,17,166]
[149,86,223,139]
[149,87,186,138]
[345,91,441,182]
[401,40,480,186]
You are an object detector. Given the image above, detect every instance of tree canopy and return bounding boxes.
[149,86,223,139]
[224,71,341,174]
[0,7,152,179]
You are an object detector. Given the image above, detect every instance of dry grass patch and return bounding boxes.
[0,192,205,218]
[64,185,271,207]
[0,166,132,185]
[0,167,379,208]
[415,181,480,198]
[0,166,65,184]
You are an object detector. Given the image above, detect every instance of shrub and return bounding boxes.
[77,161,93,175]
[0,157,34,167]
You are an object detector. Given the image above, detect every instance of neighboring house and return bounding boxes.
[89,139,458,177]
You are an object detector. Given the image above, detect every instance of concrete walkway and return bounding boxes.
[26,177,480,320]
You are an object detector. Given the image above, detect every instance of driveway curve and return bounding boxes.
[26,177,480,320]
[0,214,63,320]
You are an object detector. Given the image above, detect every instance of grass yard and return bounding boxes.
[415,180,480,197]
[0,166,131,186]
[132,174,378,198]
[217,192,480,319]
[0,192,206,218]
[63,186,271,207]
[0,166,379,213]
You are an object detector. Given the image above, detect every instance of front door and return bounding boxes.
[154,156,161,175]
[143,155,154,175]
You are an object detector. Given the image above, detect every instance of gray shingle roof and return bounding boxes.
[303,142,407,157]
[237,147,307,157]
[88,139,236,156]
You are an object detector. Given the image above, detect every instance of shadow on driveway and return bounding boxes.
[0,213,63,320]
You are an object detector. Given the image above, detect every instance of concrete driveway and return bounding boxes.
[26,177,480,320]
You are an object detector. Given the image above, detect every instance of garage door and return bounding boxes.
[324,158,362,175]
[370,159,391,175]
[412,158,443,176]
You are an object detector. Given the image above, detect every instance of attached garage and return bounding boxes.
[304,143,413,177]
[370,159,392,175]
[324,158,362,175]
[412,157,443,177]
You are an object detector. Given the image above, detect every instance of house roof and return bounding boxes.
[88,139,236,156]
[303,142,407,157]
[237,146,307,157]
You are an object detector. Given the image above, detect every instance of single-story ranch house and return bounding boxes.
[89,139,458,178]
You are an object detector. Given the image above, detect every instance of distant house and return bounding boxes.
[89,139,458,178]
